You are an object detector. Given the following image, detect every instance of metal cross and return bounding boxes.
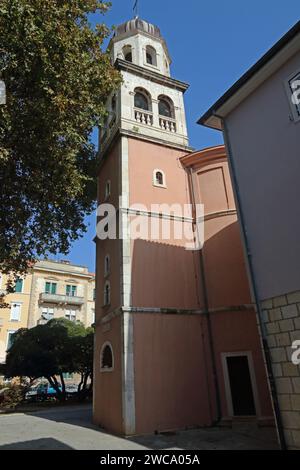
[133,0,139,18]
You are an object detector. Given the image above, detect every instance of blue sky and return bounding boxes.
[63,0,299,272]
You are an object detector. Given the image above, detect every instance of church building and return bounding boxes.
[93,17,274,436]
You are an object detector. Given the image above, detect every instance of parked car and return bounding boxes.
[25,383,62,401]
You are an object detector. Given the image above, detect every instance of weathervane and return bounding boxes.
[133,0,139,18]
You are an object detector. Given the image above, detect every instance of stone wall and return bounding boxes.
[261,291,300,449]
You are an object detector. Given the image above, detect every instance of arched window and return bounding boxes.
[104,281,110,306]
[134,88,151,111]
[104,254,110,277]
[105,180,111,200]
[158,95,174,118]
[123,45,132,62]
[100,342,114,371]
[146,45,157,66]
[153,169,166,187]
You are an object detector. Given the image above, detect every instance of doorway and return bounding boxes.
[222,352,259,417]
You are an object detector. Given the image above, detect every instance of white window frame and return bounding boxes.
[10,302,22,322]
[284,69,300,123]
[100,341,114,372]
[153,169,167,188]
[42,307,54,320]
[65,309,77,322]
[145,45,158,68]
[221,351,261,418]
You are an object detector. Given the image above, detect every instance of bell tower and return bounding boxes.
[93,17,194,436]
[101,17,189,152]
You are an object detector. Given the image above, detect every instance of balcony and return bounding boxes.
[159,116,176,132]
[39,292,84,306]
[134,109,153,126]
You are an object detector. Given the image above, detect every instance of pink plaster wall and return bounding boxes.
[95,141,121,317]
[133,313,213,434]
[128,138,190,208]
[210,309,273,418]
[93,315,124,434]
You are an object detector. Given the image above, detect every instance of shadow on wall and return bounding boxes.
[131,238,203,310]
[0,438,74,450]
[203,220,252,309]
[130,220,251,310]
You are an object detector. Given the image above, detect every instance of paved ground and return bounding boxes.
[0,405,279,450]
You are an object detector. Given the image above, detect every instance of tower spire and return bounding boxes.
[133,0,139,18]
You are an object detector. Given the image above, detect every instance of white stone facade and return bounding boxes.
[101,21,190,152]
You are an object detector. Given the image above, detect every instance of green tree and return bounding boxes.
[4,318,93,402]
[0,1,121,285]
[72,329,94,400]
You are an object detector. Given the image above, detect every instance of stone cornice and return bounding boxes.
[98,304,255,325]
[115,58,189,93]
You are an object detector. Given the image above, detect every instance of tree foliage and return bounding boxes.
[0,0,121,281]
[4,318,94,401]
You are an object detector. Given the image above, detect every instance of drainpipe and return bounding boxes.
[188,169,222,424]
[218,115,287,450]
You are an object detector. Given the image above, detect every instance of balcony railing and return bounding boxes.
[159,116,177,133]
[39,292,84,306]
[134,109,153,126]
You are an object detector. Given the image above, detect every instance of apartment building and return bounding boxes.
[0,259,95,363]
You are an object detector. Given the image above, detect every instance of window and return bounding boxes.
[285,70,300,123]
[153,169,166,187]
[15,278,23,293]
[123,45,132,63]
[104,281,110,306]
[146,45,157,66]
[158,95,174,118]
[91,309,95,324]
[134,90,150,111]
[45,282,57,295]
[63,373,74,380]
[7,331,17,351]
[10,303,21,322]
[156,172,164,185]
[105,180,111,200]
[104,254,110,277]
[42,307,54,321]
[93,288,96,301]
[100,342,114,371]
[65,309,76,322]
[66,285,77,297]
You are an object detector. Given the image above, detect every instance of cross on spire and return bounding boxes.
[133,0,139,18]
